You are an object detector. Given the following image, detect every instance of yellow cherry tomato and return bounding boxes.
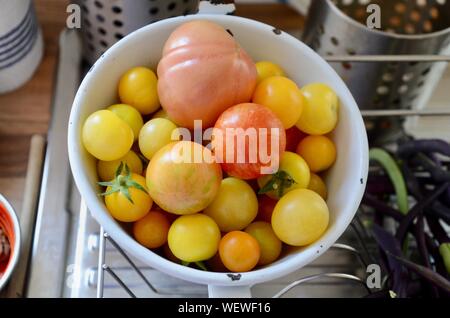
[82,110,134,161]
[258,151,310,199]
[118,67,159,115]
[296,135,337,172]
[139,118,178,160]
[108,104,144,141]
[308,173,328,200]
[272,189,329,246]
[97,150,143,181]
[204,177,258,232]
[296,83,339,135]
[133,211,170,249]
[255,61,285,84]
[252,76,304,129]
[168,214,221,262]
[104,173,152,222]
[152,108,171,120]
[245,221,282,266]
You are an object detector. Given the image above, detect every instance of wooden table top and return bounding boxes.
[0,1,303,212]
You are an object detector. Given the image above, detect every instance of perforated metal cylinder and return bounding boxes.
[302,0,450,141]
[73,0,200,64]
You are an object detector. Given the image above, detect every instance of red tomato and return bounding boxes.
[157,21,257,129]
[212,103,286,180]
[285,127,307,152]
[256,195,278,223]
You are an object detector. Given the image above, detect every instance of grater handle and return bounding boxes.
[197,0,235,15]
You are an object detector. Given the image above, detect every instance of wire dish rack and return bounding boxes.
[94,54,450,299]
[19,28,449,298]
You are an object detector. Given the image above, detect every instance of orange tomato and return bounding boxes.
[296,135,336,172]
[133,211,170,249]
[252,76,304,129]
[219,231,260,272]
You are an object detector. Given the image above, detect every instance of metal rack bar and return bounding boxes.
[272,273,368,298]
[96,227,106,298]
[324,55,450,62]
[361,109,450,117]
[103,233,159,294]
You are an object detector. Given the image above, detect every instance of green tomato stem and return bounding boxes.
[369,148,409,214]
[439,243,450,275]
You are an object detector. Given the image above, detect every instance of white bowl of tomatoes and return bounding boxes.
[68,14,368,297]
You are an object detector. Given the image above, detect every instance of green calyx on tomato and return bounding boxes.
[98,162,148,203]
[181,261,208,271]
[258,170,297,199]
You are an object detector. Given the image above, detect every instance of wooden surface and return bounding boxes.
[0,0,69,211]
[0,1,303,212]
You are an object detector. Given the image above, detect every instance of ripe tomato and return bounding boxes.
[133,211,170,249]
[285,126,307,152]
[204,177,258,232]
[296,83,339,135]
[256,195,277,223]
[258,151,310,199]
[152,108,171,120]
[82,110,134,161]
[163,244,180,264]
[272,189,329,246]
[308,173,328,200]
[108,104,143,141]
[118,67,160,115]
[252,76,304,129]
[97,150,143,181]
[146,141,222,215]
[296,135,336,172]
[157,20,257,129]
[212,103,286,180]
[139,118,178,160]
[255,61,285,84]
[219,231,260,272]
[245,221,282,265]
[168,214,221,262]
[206,252,228,272]
[103,172,152,222]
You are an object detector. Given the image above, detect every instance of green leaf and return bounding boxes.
[99,187,120,197]
[122,187,134,204]
[115,162,124,178]
[97,181,114,187]
[195,261,208,271]
[124,163,131,177]
[258,170,297,198]
[128,180,149,195]
[258,176,278,194]
[181,261,190,267]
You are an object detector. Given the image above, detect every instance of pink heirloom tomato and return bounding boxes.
[157,20,257,129]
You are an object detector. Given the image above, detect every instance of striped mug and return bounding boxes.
[0,0,44,94]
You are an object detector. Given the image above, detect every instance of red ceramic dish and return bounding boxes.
[0,194,20,290]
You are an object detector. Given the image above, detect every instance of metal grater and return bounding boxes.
[72,0,200,64]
